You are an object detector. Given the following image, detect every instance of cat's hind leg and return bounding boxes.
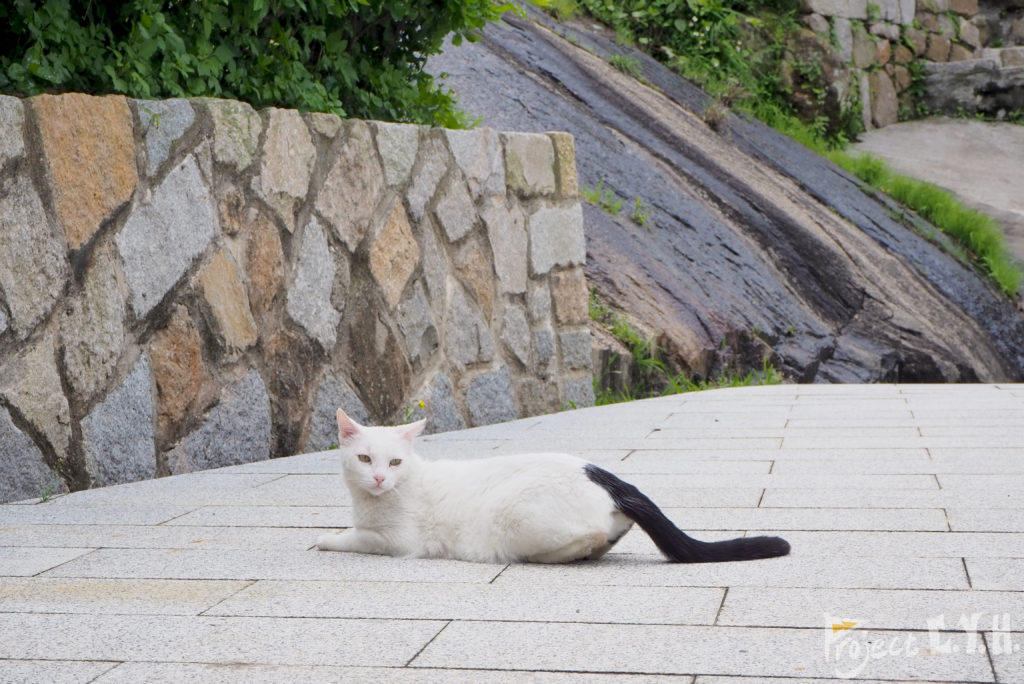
[316,528,391,555]
[527,532,608,564]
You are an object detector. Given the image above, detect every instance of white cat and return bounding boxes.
[316,410,790,564]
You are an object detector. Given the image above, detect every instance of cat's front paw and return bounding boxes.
[316,533,344,551]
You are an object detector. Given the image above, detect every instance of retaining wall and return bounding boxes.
[0,93,592,503]
[799,0,1024,126]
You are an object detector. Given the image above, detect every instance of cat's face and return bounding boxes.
[336,410,425,496]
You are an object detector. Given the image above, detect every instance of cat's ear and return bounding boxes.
[399,419,426,443]
[336,409,363,445]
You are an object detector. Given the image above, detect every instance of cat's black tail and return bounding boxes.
[585,464,790,563]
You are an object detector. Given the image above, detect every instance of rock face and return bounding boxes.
[0,92,591,502]
[922,58,1024,117]
[430,10,1024,384]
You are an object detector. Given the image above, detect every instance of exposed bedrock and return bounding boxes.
[430,10,1024,384]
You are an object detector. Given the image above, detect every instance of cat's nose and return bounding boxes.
[374,475,385,485]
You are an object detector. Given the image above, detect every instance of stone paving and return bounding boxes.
[1,383,1023,682]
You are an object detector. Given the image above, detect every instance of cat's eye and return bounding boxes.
[389,458,402,467]
[357,454,371,463]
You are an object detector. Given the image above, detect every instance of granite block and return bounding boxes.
[654,506,947,531]
[0,547,94,577]
[93,663,675,683]
[410,621,991,679]
[964,558,1024,590]
[745,531,1024,558]
[0,524,335,551]
[42,548,503,583]
[163,505,352,528]
[612,457,773,474]
[718,586,1024,629]
[0,502,191,526]
[761,488,1019,509]
[219,474,349,507]
[0,660,117,684]
[642,432,782,450]
[627,448,931,461]
[207,579,724,625]
[0,577,249,615]
[771,458,1021,475]
[494,554,969,590]
[218,452,339,474]
[0,613,445,667]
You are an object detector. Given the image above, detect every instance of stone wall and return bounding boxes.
[798,0,1024,127]
[0,93,592,503]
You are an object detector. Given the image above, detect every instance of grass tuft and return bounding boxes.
[829,151,1022,296]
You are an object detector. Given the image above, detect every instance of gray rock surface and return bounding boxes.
[308,375,371,451]
[429,9,1024,383]
[373,122,419,186]
[395,281,438,365]
[406,135,449,221]
[527,204,586,275]
[60,245,127,401]
[0,96,24,164]
[169,370,271,473]
[445,128,505,197]
[205,99,262,171]
[445,284,495,371]
[434,174,477,242]
[0,406,64,503]
[466,366,517,426]
[0,334,71,462]
[0,175,67,338]
[134,99,195,176]
[81,357,155,487]
[559,330,594,370]
[481,196,528,295]
[922,59,1024,119]
[501,305,533,367]
[116,155,216,318]
[286,219,340,350]
[424,372,467,433]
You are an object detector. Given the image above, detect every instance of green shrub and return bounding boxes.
[0,0,511,125]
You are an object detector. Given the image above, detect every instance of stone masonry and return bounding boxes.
[0,93,592,503]
[798,0,1024,127]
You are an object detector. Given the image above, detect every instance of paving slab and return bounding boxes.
[0,383,1021,682]
[0,524,334,550]
[0,613,446,667]
[718,586,1024,629]
[0,547,94,576]
[0,577,249,615]
[744,531,1024,558]
[163,504,352,528]
[41,548,503,582]
[409,621,993,680]
[92,663,685,683]
[205,579,724,624]
[494,554,969,590]
[0,660,118,684]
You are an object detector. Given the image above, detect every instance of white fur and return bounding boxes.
[316,410,633,563]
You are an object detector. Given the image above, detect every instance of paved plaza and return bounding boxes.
[1,383,1022,682]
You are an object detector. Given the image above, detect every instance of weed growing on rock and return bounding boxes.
[581,178,623,215]
[631,197,650,226]
[608,53,643,78]
[589,291,783,406]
